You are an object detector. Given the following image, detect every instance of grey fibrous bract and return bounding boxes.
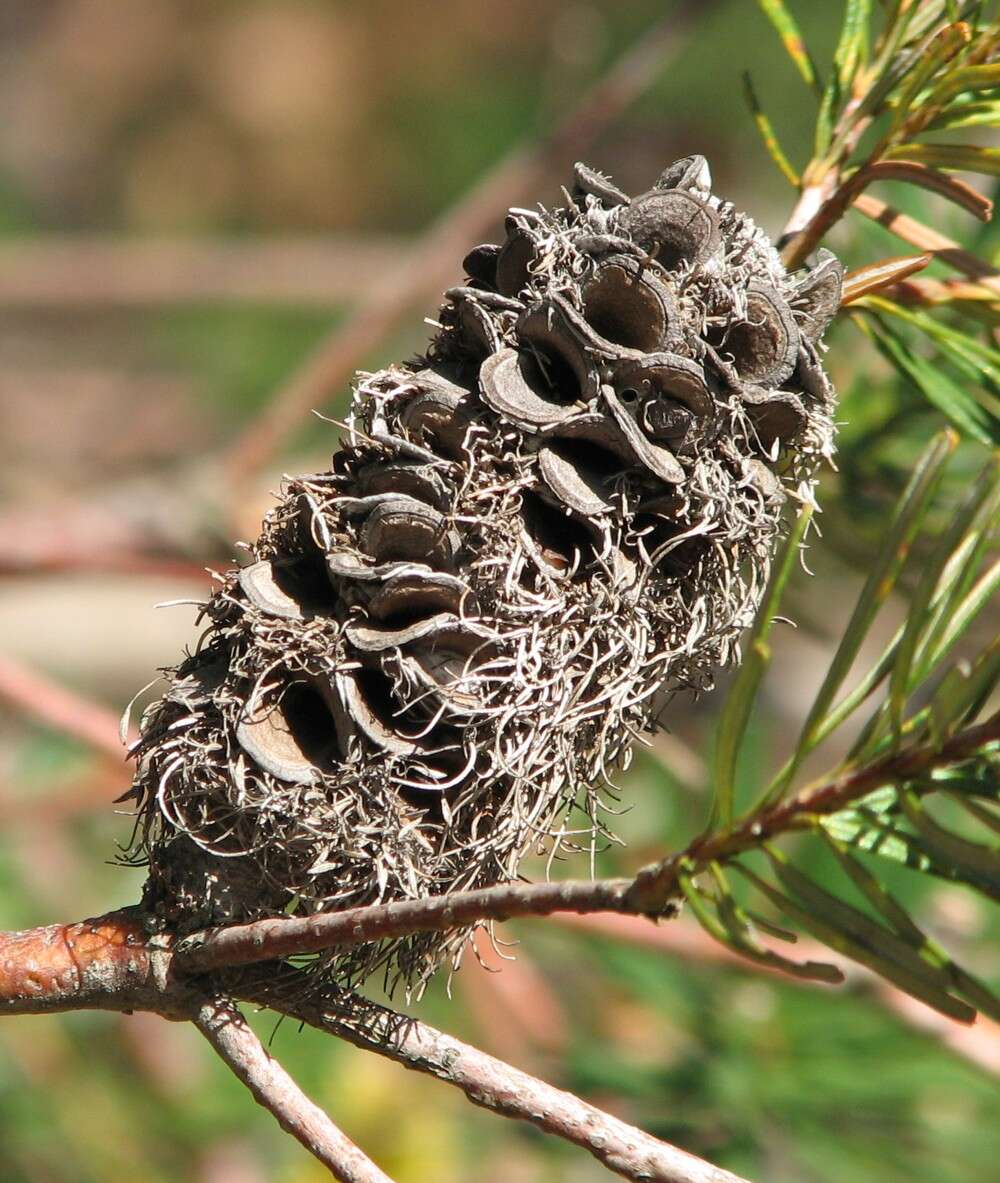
[128,156,841,993]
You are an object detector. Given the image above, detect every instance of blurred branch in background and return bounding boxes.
[219,0,717,503]
[549,913,1000,1076]
[0,654,134,760]
[0,237,403,309]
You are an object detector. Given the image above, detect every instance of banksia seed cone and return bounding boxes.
[128,157,841,992]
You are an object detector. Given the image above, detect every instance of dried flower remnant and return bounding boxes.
[126,157,841,993]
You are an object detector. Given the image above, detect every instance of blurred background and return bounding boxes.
[0,1,997,1180]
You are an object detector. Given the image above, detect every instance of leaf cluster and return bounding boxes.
[680,434,999,1023]
[754,0,1000,444]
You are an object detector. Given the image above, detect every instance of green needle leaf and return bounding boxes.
[734,861,977,1022]
[755,0,822,94]
[888,142,1000,175]
[888,458,1000,744]
[863,317,999,445]
[900,790,1000,899]
[679,865,843,984]
[714,504,813,827]
[742,71,801,186]
[820,830,1000,1019]
[768,432,955,801]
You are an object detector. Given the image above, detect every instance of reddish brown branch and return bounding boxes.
[0,909,178,1017]
[853,192,1000,296]
[627,709,1000,910]
[0,915,746,1183]
[220,1,713,489]
[176,878,637,973]
[194,997,395,1183]
[241,974,751,1183]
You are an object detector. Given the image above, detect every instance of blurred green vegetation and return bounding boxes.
[0,2,997,1181]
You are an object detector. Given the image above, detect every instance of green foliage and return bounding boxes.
[678,436,1000,1023]
[751,0,1000,448]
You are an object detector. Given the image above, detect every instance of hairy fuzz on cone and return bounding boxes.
[126,157,841,994]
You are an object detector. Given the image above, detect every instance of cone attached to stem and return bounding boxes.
[127,157,841,994]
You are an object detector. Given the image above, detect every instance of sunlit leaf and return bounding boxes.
[889,142,1000,174]
[929,60,1000,103]
[755,0,822,94]
[928,98,1000,129]
[742,71,800,186]
[888,21,973,132]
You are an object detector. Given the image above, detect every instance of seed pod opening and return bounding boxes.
[623,190,720,271]
[538,438,619,516]
[573,161,630,207]
[740,385,808,449]
[358,497,459,567]
[496,229,537,297]
[582,256,680,353]
[462,243,500,288]
[479,302,599,429]
[366,572,470,625]
[613,353,713,418]
[236,677,343,785]
[792,248,844,343]
[654,153,712,196]
[519,487,601,576]
[722,282,800,386]
[238,557,330,620]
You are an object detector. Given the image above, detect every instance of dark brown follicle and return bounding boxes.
[127,155,840,995]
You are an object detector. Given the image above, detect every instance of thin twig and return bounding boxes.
[0,913,750,1183]
[174,711,1000,973]
[241,973,752,1183]
[853,192,1000,296]
[220,1,714,490]
[194,997,395,1183]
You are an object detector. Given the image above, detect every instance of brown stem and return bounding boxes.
[176,879,637,974]
[627,709,1000,910]
[172,712,1000,972]
[853,192,1000,296]
[0,915,746,1183]
[240,973,752,1183]
[0,908,185,1018]
[194,997,395,1183]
